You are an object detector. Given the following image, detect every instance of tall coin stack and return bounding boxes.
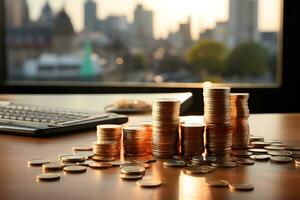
[180,123,205,157]
[230,93,250,149]
[93,124,122,157]
[152,98,180,158]
[123,126,147,156]
[203,87,232,159]
[141,122,153,154]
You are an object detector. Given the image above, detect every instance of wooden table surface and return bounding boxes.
[0,94,300,200]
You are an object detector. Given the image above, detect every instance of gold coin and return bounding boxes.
[36,173,60,181]
[89,162,112,169]
[63,166,87,173]
[28,159,49,166]
[136,178,162,187]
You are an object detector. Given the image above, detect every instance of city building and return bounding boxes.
[38,1,54,28]
[228,0,260,47]
[260,32,278,55]
[84,0,98,31]
[133,4,154,41]
[5,0,30,28]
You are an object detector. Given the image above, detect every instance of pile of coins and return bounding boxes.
[203,87,232,159]
[230,93,250,149]
[152,98,180,158]
[141,122,153,153]
[93,124,122,157]
[180,123,205,157]
[123,126,147,156]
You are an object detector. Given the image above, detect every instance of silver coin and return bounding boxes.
[42,162,62,171]
[36,173,60,181]
[28,159,49,166]
[295,159,300,165]
[235,158,255,165]
[163,160,186,167]
[267,150,293,156]
[211,161,237,168]
[206,179,229,187]
[136,178,162,187]
[63,165,87,173]
[250,155,270,161]
[270,156,292,163]
[119,174,143,180]
[229,183,254,191]
[184,165,215,174]
[264,146,285,151]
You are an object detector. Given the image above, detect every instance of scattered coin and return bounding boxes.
[136,178,162,187]
[267,150,293,156]
[232,150,253,157]
[235,158,255,165]
[75,151,95,158]
[121,165,145,175]
[295,159,300,165]
[61,155,87,162]
[206,179,229,187]
[111,160,131,166]
[76,160,94,166]
[42,162,62,171]
[184,165,215,174]
[270,156,292,163]
[72,145,93,151]
[229,183,254,191]
[250,155,270,161]
[163,160,186,167]
[36,173,60,181]
[64,166,87,173]
[142,163,150,169]
[248,148,268,154]
[249,136,264,142]
[251,141,270,148]
[119,174,143,180]
[59,153,74,160]
[61,162,75,167]
[89,162,112,169]
[211,161,237,168]
[264,146,285,151]
[28,159,49,166]
[92,155,115,162]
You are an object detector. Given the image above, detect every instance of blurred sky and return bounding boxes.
[26,0,282,40]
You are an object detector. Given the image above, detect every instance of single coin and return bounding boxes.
[61,162,75,167]
[75,151,95,158]
[250,155,270,161]
[89,162,112,169]
[184,165,215,174]
[211,161,237,168]
[136,178,162,187]
[264,146,285,151]
[119,174,143,180]
[270,156,292,163]
[206,180,229,187]
[163,160,186,167]
[248,149,268,154]
[229,183,254,191]
[36,173,60,181]
[61,155,87,162]
[64,165,87,173]
[42,162,62,171]
[142,163,150,169]
[235,158,255,165]
[72,145,93,151]
[121,165,145,175]
[92,155,115,162]
[59,153,74,160]
[295,159,300,165]
[28,159,49,166]
[232,150,253,157]
[268,150,293,156]
[76,160,94,166]
[251,141,270,147]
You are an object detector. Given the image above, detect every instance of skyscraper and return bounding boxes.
[228,0,260,47]
[133,4,154,40]
[5,0,30,28]
[38,1,54,28]
[84,0,98,31]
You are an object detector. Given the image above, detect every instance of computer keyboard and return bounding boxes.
[0,101,128,137]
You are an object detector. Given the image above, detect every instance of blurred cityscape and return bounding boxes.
[5,0,279,83]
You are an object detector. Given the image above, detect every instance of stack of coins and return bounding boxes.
[230,93,250,149]
[203,87,232,159]
[152,98,180,158]
[123,126,147,156]
[93,124,122,157]
[141,122,153,154]
[180,123,205,157]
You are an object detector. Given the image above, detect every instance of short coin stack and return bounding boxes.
[141,122,153,154]
[93,124,122,157]
[230,93,250,149]
[203,87,232,159]
[152,98,180,158]
[123,126,147,156]
[180,123,205,157]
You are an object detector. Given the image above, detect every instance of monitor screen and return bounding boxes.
[3,0,283,84]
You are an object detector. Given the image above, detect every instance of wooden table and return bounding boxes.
[0,94,300,200]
